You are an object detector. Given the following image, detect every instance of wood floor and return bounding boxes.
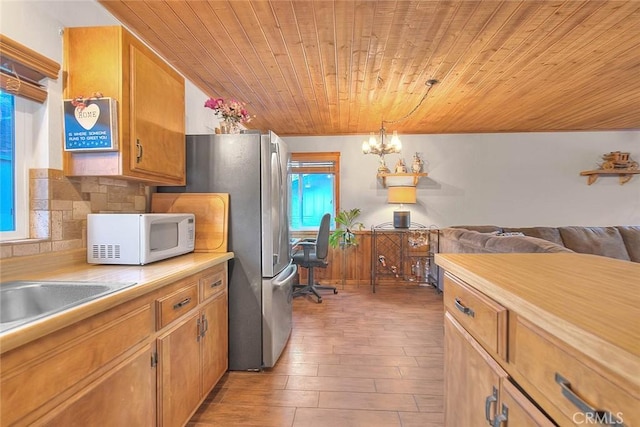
[188,283,444,426]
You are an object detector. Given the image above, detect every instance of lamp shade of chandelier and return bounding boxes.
[362,124,402,156]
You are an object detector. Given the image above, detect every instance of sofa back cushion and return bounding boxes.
[615,226,640,262]
[558,226,631,261]
[450,225,502,233]
[502,227,564,246]
[483,235,571,254]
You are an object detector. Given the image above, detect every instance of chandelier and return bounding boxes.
[361,123,402,157]
[362,79,438,164]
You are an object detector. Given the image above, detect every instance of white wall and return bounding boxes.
[284,131,640,228]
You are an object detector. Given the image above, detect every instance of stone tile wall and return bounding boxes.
[0,169,149,259]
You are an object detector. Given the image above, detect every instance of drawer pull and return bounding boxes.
[485,386,498,423]
[173,297,192,310]
[210,279,223,288]
[555,373,625,427]
[454,298,475,317]
[492,404,508,427]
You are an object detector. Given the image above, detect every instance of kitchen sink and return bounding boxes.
[0,280,137,333]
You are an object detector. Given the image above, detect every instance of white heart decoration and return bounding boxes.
[75,103,100,130]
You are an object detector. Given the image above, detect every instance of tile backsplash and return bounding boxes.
[0,169,149,259]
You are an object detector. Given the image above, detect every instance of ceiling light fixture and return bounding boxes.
[362,79,439,170]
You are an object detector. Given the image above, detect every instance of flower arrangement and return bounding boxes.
[204,97,253,125]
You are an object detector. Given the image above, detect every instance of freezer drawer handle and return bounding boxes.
[173,297,192,310]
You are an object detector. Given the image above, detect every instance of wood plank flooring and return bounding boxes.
[188,284,444,426]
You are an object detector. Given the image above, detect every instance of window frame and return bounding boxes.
[289,152,340,232]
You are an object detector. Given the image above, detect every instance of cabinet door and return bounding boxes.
[496,379,554,427]
[43,343,156,426]
[129,39,185,184]
[444,312,508,427]
[201,291,229,396]
[158,312,201,427]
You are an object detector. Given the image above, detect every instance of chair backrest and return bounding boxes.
[314,213,331,260]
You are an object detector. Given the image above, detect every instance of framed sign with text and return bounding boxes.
[63,97,118,151]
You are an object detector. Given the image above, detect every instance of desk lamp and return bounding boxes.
[388,186,416,228]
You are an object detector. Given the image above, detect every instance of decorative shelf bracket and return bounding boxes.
[377,172,427,187]
[579,169,640,185]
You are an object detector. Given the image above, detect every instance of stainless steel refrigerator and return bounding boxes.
[160,131,297,370]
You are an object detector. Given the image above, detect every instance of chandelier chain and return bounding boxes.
[383,79,438,126]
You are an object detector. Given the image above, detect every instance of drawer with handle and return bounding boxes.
[511,316,637,426]
[201,266,226,301]
[443,273,507,359]
[156,283,199,329]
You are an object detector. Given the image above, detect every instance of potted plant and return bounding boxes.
[329,208,365,288]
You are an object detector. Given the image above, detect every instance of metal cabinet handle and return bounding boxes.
[210,279,222,288]
[136,139,143,163]
[492,404,508,427]
[173,297,191,310]
[555,373,625,426]
[196,317,202,342]
[485,386,498,423]
[454,297,475,317]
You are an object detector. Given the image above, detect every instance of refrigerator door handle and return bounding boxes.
[274,140,285,265]
[273,263,298,288]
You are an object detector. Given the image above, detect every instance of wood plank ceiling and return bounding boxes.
[98,0,640,136]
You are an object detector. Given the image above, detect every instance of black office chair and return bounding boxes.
[292,213,337,303]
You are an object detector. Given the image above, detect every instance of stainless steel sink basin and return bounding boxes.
[0,280,137,333]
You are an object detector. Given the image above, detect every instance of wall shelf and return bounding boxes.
[579,168,640,185]
[377,172,427,187]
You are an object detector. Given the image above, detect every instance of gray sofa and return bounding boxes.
[439,225,640,263]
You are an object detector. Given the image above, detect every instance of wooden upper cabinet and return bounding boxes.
[63,26,185,185]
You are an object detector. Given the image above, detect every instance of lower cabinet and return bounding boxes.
[44,343,157,426]
[0,261,229,426]
[201,290,229,394]
[444,312,553,426]
[158,311,202,427]
[158,265,229,427]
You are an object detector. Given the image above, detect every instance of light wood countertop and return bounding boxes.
[435,252,640,389]
[0,250,234,353]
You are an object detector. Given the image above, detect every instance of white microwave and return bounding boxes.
[87,213,195,265]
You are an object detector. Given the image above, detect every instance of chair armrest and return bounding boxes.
[293,241,316,262]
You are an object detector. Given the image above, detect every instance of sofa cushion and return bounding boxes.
[615,226,640,262]
[558,226,631,261]
[450,225,502,233]
[502,227,564,246]
[484,235,571,254]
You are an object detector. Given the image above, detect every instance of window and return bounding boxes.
[0,91,16,232]
[0,34,60,241]
[0,90,28,240]
[289,152,340,231]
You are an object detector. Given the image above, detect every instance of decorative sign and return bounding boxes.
[63,98,118,151]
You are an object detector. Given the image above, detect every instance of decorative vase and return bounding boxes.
[220,119,240,134]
